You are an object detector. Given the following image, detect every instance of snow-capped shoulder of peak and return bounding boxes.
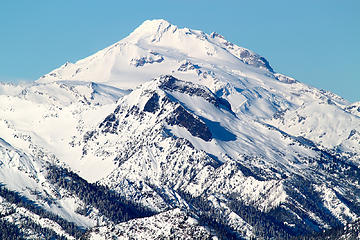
[344,101,360,117]
[138,19,173,31]
[210,32,225,39]
[127,19,177,40]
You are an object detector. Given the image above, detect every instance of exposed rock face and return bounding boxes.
[143,92,160,113]
[166,105,212,142]
[159,75,233,113]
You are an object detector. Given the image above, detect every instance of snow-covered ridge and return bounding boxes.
[345,101,360,117]
[88,208,213,240]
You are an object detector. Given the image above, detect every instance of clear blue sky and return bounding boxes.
[1,0,359,102]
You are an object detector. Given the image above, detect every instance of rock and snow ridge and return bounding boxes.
[0,19,359,239]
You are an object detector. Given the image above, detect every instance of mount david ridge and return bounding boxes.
[0,19,359,239]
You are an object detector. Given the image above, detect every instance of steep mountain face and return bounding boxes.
[0,19,359,239]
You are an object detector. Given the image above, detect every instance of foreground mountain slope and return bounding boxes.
[0,81,133,238]
[87,208,213,240]
[79,75,360,238]
[0,19,358,239]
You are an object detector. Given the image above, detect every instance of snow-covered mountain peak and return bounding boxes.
[2,19,360,240]
[37,19,278,90]
[135,19,173,31]
[127,19,177,42]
